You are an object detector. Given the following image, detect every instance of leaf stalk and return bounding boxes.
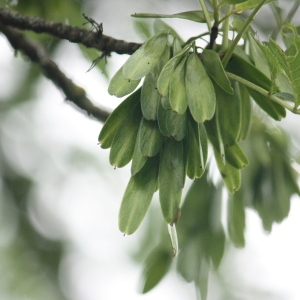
[222,0,269,68]
[226,72,300,115]
[198,0,212,31]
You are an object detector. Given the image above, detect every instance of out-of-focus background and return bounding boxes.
[0,0,300,299]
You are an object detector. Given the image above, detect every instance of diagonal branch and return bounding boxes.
[0,24,110,123]
[0,8,141,55]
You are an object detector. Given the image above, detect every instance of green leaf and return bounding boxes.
[235,0,274,12]
[99,88,141,149]
[157,44,191,98]
[177,241,210,300]
[237,83,252,140]
[161,96,172,110]
[119,156,159,235]
[250,36,281,95]
[131,134,147,176]
[141,248,173,293]
[251,167,276,231]
[226,52,271,90]
[179,172,215,233]
[272,159,291,222]
[186,121,208,179]
[225,142,249,169]
[186,123,202,180]
[279,62,296,88]
[197,123,208,170]
[176,237,202,282]
[157,100,171,137]
[205,109,226,164]
[172,38,182,56]
[166,110,188,141]
[132,10,213,23]
[141,45,170,120]
[138,118,164,157]
[158,98,188,141]
[177,175,225,281]
[248,89,285,120]
[141,46,170,120]
[248,34,270,77]
[214,83,241,146]
[109,101,142,167]
[260,46,280,95]
[226,53,286,120]
[214,150,241,193]
[141,71,160,120]
[123,30,168,80]
[108,66,140,97]
[282,157,300,196]
[195,185,226,269]
[206,110,248,169]
[169,55,188,114]
[269,25,300,107]
[186,53,216,123]
[159,139,185,224]
[205,230,226,269]
[227,193,246,248]
[202,50,234,94]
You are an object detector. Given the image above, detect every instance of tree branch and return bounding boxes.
[0,24,110,123]
[0,8,141,55]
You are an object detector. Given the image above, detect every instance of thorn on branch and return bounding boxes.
[86,51,111,72]
[82,13,103,36]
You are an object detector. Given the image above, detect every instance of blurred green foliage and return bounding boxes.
[0,0,104,298]
[0,143,65,299]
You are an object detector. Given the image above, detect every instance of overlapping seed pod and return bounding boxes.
[205,82,249,193]
[99,30,251,234]
[168,55,188,114]
[185,52,216,123]
[141,45,170,120]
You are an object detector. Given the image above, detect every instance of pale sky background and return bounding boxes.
[1,1,300,299]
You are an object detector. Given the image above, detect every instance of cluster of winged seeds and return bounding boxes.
[99,30,249,235]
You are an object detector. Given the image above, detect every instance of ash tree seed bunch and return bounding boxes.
[99,28,245,236]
